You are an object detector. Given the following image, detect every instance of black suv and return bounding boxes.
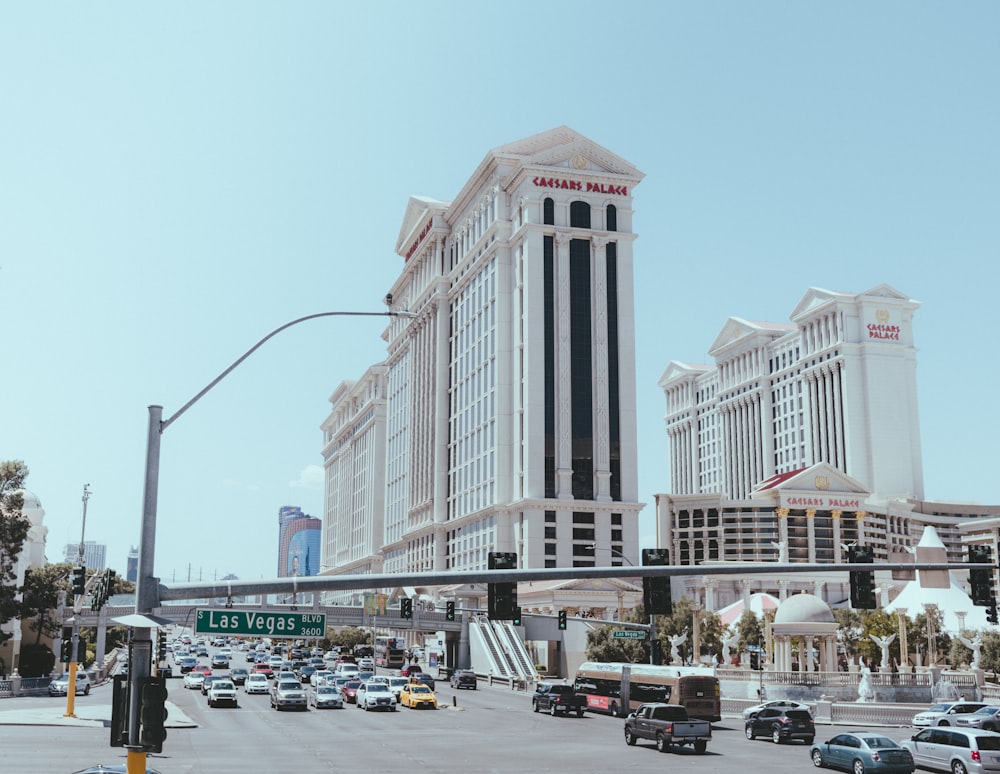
[745,707,815,744]
[450,669,477,690]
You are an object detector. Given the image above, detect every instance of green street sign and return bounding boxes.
[612,629,648,640]
[194,609,326,639]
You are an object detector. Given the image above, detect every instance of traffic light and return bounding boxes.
[969,545,995,607]
[651,639,663,665]
[512,608,522,626]
[988,604,999,626]
[641,548,672,616]
[138,676,168,753]
[157,632,168,663]
[848,545,877,609]
[90,572,104,612]
[110,674,128,748]
[445,601,455,621]
[71,566,86,596]
[400,598,413,619]
[488,552,518,620]
[61,638,72,663]
[558,610,567,630]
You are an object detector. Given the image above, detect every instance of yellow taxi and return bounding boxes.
[399,681,438,709]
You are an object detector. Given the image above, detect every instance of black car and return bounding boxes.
[745,707,815,744]
[229,668,249,685]
[450,669,477,690]
[413,673,436,690]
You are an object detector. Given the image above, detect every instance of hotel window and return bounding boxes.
[545,543,556,555]
[607,204,617,231]
[544,197,555,225]
[570,200,591,229]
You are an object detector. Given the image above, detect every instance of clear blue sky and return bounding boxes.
[3,3,997,583]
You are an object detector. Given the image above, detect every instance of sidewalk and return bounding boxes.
[0,700,196,729]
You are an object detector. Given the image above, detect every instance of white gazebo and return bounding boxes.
[770,593,839,673]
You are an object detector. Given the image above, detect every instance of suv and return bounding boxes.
[532,683,587,716]
[270,680,307,711]
[902,726,1000,773]
[207,679,238,708]
[48,672,91,696]
[357,681,397,711]
[450,669,477,690]
[745,707,815,744]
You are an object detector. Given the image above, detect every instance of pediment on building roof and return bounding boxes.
[707,318,794,358]
[328,379,357,405]
[858,283,910,301]
[395,195,449,255]
[493,125,643,179]
[789,287,853,320]
[657,361,711,388]
[753,462,870,498]
[524,577,642,594]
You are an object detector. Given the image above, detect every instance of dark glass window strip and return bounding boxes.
[606,243,621,501]
[544,236,556,498]
[570,238,593,500]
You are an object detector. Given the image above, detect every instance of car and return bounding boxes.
[742,699,813,719]
[210,654,229,669]
[810,733,915,774]
[450,669,477,690]
[340,680,362,704]
[297,665,317,683]
[191,664,212,677]
[356,671,375,683]
[399,664,422,677]
[357,657,374,670]
[176,656,197,673]
[412,673,436,690]
[270,679,308,711]
[309,684,344,709]
[309,657,326,668]
[229,668,249,686]
[399,682,438,709]
[275,671,297,683]
[913,701,989,727]
[207,679,238,708]
[183,671,205,690]
[201,674,225,695]
[901,726,1000,774]
[48,672,91,696]
[357,681,397,711]
[744,707,815,744]
[950,705,1000,731]
[251,664,274,679]
[244,673,270,694]
[387,676,410,699]
[312,669,334,686]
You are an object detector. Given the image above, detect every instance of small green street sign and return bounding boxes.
[194,609,326,639]
[612,629,647,640]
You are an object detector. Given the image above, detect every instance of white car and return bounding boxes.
[357,657,375,671]
[357,681,397,711]
[183,672,206,690]
[741,699,813,719]
[387,676,410,700]
[244,674,270,694]
[207,679,238,708]
[48,672,91,696]
[913,701,988,727]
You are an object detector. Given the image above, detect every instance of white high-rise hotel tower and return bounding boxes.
[322,128,644,582]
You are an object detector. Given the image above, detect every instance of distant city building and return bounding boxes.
[277,506,321,578]
[63,540,107,569]
[126,546,138,583]
[322,126,644,588]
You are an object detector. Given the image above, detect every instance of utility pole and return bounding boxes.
[65,484,91,718]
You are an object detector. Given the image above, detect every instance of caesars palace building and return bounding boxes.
[320,127,645,598]
[656,285,1000,611]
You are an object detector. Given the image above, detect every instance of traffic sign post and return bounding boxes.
[612,630,648,640]
[194,609,326,639]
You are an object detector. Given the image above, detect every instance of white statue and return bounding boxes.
[856,665,876,702]
[870,633,896,669]
[668,629,688,665]
[959,634,984,670]
[721,631,740,665]
[771,540,788,563]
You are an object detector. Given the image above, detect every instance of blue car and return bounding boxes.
[810,733,915,774]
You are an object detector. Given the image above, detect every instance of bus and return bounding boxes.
[374,636,406,670]
[573,662,721,721]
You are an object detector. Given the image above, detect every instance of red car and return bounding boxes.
[340,680,362,703]
[399,664,422,677]
[192,665,212,677]
[252,664,274,679]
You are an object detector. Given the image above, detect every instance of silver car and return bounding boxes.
[914,702,989,727]
[901,726,1000,774]
[952,707,1000,732]
[49,672,91,696]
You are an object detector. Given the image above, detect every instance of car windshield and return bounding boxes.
[367,684,391,693]
[317,686,337,695]
[213,682,234,690]
[410,686,430,694]
[278,682,299,691]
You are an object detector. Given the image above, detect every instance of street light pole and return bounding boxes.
[125,310,410,774]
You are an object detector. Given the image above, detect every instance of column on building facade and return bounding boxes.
[777,578,789,601]
[554,231,573,499]
[434,277,451,553]
[591,236,612,503]
[855,512,867,547]
[813,579,824,601]
[741,578,752,608]
[831,510,842,563]
[805,635,815,672]
[806,509,816,563]
[824,364,837,465]
[832,361,846,468]
[776,507,789,562]
[705,578,717,611]
[896,608,908,667]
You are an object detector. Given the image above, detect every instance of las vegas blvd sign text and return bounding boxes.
[195,608,326,638]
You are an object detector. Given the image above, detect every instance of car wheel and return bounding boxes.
[853,759,865,774]
[812,749,824,768]
[576,709,584,717]
[610,701,620,717]
[84,685,90,696]
[625,728,636,746]
[745,725,755,740]
[694,740,707,754]
[656,733,671,753]
[939,720,950,726]
[952,762,967,774]
[805,737,814,745]
[550,704,558,717]
[533,700,539,713]
[772,727,783,744]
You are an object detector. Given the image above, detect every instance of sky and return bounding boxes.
[2,3,998,584]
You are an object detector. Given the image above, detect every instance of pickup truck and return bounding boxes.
[532,683,587,717]
[624,703,712,753]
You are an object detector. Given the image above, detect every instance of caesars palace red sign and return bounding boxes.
[533,176,628,196]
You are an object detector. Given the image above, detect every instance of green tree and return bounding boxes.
[585,605,647,662]
[979,631,1000,674]
[0,461,31,650]
[20,562,74,645]
[857,609,900,667]
[327,626,372,651]
[734,610,764,652]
